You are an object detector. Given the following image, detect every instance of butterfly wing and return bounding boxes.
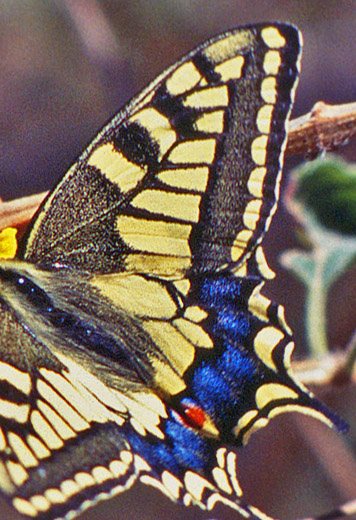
[0,21,346,520]
[21,23,296,278]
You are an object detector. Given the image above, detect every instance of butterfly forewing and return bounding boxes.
[21,23,299,279]
[0,22,347,520]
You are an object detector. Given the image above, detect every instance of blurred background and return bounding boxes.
[1,1,356,519]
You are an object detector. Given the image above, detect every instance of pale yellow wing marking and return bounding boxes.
[130,190,202,223]
[263,50,282,75]
[203,30,251,62]
[195,110,225,134]
[168,138,217,164]
[157,166,209,193]
[253,326,284,372]
[215,55,245,81]
[116,216,192,258]
[92,273,179,319]
[87,143,146,192]
[165,61,202,96]
[157,166,209,192]
[261,26,287,48]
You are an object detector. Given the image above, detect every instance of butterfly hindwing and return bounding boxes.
[0,298,138,520]
[0,21,347,520]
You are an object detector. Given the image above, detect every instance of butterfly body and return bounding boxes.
[0,22,347,520]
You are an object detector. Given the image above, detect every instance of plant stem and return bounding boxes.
[305,249,329,357]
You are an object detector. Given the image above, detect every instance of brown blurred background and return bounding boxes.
[1,1,356,519]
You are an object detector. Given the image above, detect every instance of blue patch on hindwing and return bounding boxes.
[124,412,215,477]
[186,274,262,439]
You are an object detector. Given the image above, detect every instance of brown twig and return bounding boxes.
[286,101,356,156]
[0,191,48,233]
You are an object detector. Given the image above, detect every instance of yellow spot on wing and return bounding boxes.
[7,461,28,486]
[92,466,112,484]
[261,76,277,103]
[150,357,186,394]
[263,50,281,75]
[212,467,233,494]
[75,471,95,489]
[8,433,38,468]
[0,399,29,423]
[277,306,292,334]
[37,377,90,432]
[116,216,192,257]
[45,488,66,504]
[243,199,262,230]
[130,108,177,157]
[166,61,202,95]
[13,497,37,517]
[226,452,243,496]
[204,31,250,62]
[195,110,225,133]
[109,460,127,477]
[131,189,201,223]
[61,479,80,498]
[231,229,253,262]
[248,286,271,323]
[87,143,145,191]
[120,393,164,439]
[184,85,228,108]
[27,435,50,459]
[284,341,295,369]
[251,135,268,165]
[255,246,275,279]
[120,450,133,465]
[173,278,191,296]
[31,410,63,450]
[255,383,299,409]
[232,261,247,278]
[261,27,286,48]
[132,392,167,419]
[37,399,76,440]
[158,166,209,192]
[145,321,195,375]
[169,139,216,164]
[254,326,284,371]
[173,318,213,349]
[247,167,267,198]
[256,104,274,134]
[216,447,226,468]
[184,305,208,323]
[30,495,50,513]
[215,55,244,80]
[0,361,31,394]
[234,409,258,436]
[184,471,214,501]
[0,460,14,494]
[93,273,177,319]
[162,471,183,499]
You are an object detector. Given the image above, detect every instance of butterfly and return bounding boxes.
[0,21,348,520]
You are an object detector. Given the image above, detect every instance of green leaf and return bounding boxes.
[281,155,356,357]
